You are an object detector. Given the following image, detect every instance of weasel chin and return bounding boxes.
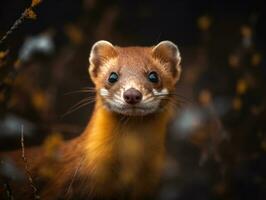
[104,102,160,116]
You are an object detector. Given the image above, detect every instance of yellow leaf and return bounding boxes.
[241,25,252,38]
[31,0,42,7]
[232,97,242,111]
[198,89,212,105]
[64,24,84,45]
[236,79,247,95]
[251,53,262,66]
[228,54,240,68]
[31,89,48,111]
[197,15,211,31]
[25,8,37,20]
[0,50,9,60]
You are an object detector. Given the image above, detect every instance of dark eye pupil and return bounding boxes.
[148,72,159,83]
[108,72,119,83]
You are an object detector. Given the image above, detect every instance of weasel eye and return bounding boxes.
[108,72,119,83]
[148,71,159,83]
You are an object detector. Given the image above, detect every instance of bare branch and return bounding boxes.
[0,1,42,45]
[20,125,40,200]
[0,9,28,45]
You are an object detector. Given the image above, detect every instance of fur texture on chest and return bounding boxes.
[77,107,170,198]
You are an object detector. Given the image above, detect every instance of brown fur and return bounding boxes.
[0,41,181,200]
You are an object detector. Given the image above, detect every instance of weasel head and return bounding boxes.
[88,40,182,116]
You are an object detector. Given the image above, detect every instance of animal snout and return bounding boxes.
[123,88,142,105]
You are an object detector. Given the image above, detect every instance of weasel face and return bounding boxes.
[98,68,169,116]
[89,40,182,116]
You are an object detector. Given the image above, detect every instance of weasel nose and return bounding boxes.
[123,88,143,105]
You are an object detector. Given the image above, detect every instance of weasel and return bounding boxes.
[0,40,182,200]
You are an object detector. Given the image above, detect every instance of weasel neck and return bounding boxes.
[83,102,172,142]
[78,102,173,197]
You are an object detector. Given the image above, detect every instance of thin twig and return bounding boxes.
[0,9,28,45]
[0,0,42,45]
[21,125,40,200]
[3,181,14,200]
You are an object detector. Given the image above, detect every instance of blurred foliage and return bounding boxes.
[0,0,266,200]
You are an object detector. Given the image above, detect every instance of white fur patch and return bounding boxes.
[152,88,169,96]
[100,88,109,96]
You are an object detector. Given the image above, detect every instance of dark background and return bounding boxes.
[0,0,266,200]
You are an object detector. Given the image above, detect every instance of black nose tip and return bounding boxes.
[123,88,143,105]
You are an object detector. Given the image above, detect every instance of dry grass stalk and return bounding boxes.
[21,125,40,200]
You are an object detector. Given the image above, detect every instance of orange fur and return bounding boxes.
[82,100,173,196]
[1,41,181,200]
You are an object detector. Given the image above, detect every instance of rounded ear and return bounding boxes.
[152,41,181,82]
[88,40,117,83]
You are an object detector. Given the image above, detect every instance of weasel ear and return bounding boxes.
[89,40,117,82]
[152,41,181,82]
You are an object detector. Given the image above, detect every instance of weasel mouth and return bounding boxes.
[103,98,161,116]
[106,103,158,116]
[119,108,156,116]
[123,107,152,115]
